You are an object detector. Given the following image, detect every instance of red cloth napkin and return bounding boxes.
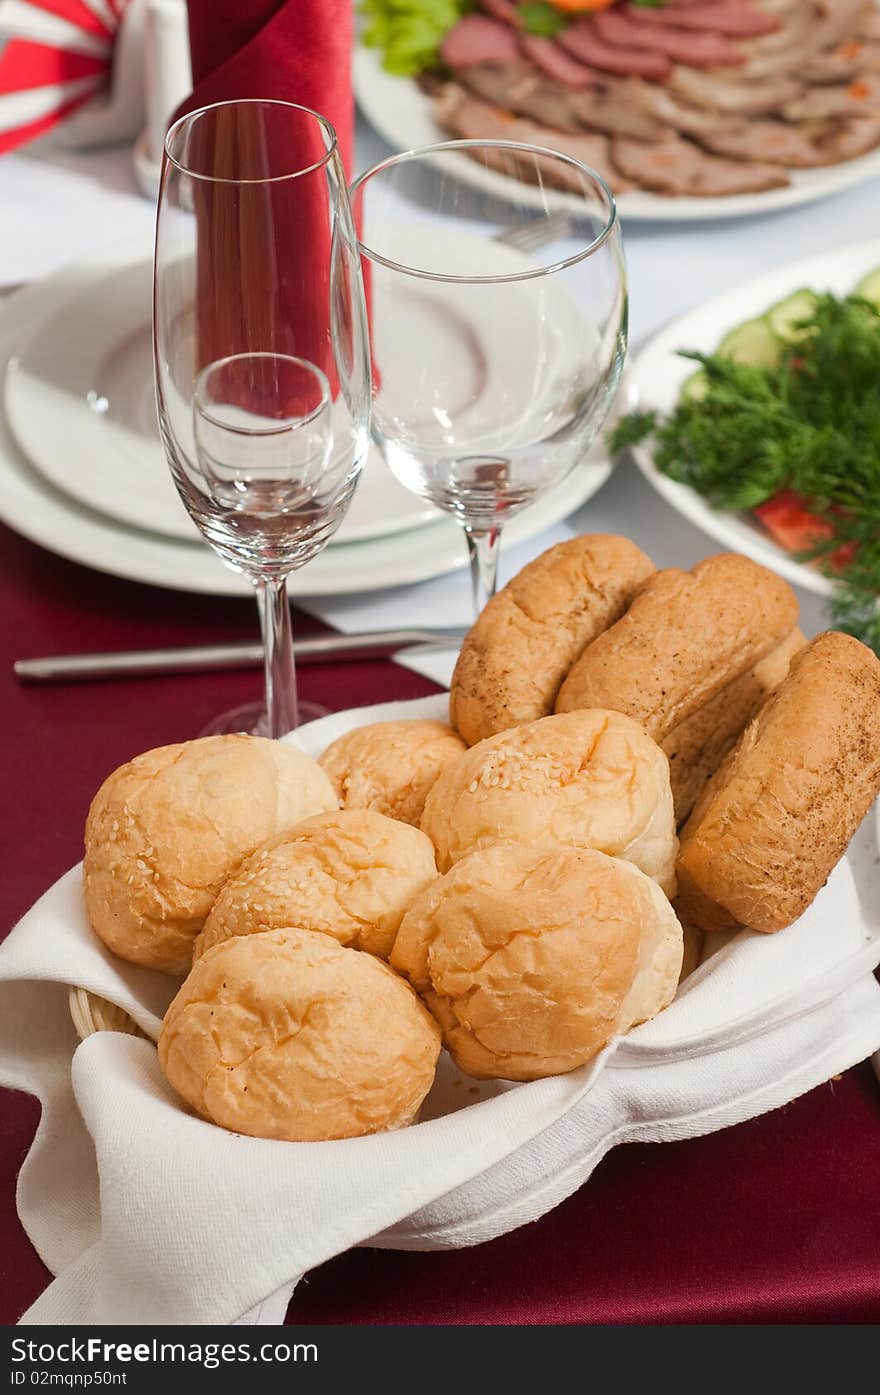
[174,1,354,407]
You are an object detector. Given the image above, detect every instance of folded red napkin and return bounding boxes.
[175,0,355,408]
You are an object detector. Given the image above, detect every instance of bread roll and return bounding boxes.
[319,719,467,826]
[420,709,678,895]
[197,809,437,961]
[84,735,337,975]
[679,921,704,983]
[159,928,441,1141]
[676,631,880,933]
[449,534,655,746]
[555,554,799,743]
[391,844,683,1081]
[663,628,806,823]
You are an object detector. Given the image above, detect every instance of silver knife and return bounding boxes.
[15,627,466,684]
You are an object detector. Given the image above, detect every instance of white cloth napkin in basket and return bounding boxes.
[2,695,879,1326]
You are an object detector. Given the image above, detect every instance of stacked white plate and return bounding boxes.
[0,234,614,597]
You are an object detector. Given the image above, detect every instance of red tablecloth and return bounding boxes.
[2,522,879,1325]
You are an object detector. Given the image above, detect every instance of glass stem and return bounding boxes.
[464,524,502,616]
[256,575,299,738]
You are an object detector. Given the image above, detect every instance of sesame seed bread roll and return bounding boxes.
[420,709,678,895]
[197,809,437,961]
[555,553,800,742]
[160,928,441,1141]
[450,534,655,747]
[84,735,338,975]
[319,720,467,827]
[663,627,806,824]
[676,632,880,934]
[391,844,683,1081]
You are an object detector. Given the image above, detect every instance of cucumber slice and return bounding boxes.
[764,288,820,342]
[854,266,880,309]
[717,318,780,370]
[679,370,708,403]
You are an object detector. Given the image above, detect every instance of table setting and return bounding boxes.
[2,0,880,1332]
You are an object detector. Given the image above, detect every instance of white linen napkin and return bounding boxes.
[1,695,879,1326]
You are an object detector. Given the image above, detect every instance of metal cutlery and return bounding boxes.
[14,626,466,684]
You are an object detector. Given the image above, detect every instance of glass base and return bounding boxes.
[199,698,327,738]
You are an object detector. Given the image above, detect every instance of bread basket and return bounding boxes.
[69,987,146,1041]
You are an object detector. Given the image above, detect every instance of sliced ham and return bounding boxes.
[594,10,746,65]
[440,15,519,70]
[611,130,788,195]
[817,114,880,159]
[456,62,586,131]
[558,20,671,80]
[566,85,662,142]
[432,82,634,193]
[670,65,803,113]
[802,41,880,85]
[518,34,596,89]
[784,72,880,120]
[621,3,780,38]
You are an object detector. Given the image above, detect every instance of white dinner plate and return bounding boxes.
[628,237,880,597]
[354,43,880,226]
[0,248,615,597]
[4,241,441,546]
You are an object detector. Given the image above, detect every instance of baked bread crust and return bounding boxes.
[676,631,880,933]
[196,809,437,961]
[318,720,466,827]
[159,927,441,1141]
[391,843,683,1081]
[663,627,806,824]
[555,553,799,741]
[83,736,338,975]
[420,709,678,895]
[449,534,655,747]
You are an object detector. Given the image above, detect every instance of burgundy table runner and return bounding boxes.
[1,523,879,1324]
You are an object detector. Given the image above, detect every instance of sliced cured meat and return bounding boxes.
[440,15,519,70]
[615,77,738,136]
[858,7,880,40]
[518,34,596,88]
[802,40,880,84]
[593,9,746,66]
[784,72,880,120]
[567,86,662,142]
[670,65,802,113]
[611,131,788,195]
[432,83,634,193]
[557,20,672,79]
[476,0,522,27]
[816,114,880,159]
[621,3,780,38]
[695,118,835,167]
[456,62,587,131]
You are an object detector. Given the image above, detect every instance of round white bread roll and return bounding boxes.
[159,928,442,1141]
[391,844,683,1081]
[318,719,467,826]
[420,710,678,895]
[84,735,338,975]
[197,809,438,961]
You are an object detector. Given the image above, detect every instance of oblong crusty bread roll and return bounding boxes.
[196,809,437,961]
[420,709,678,895]
[83,735,338,975]
[555,553,800,743]
[318,719,466,827]
[676,631,880,934]
[449,534,655,747]
[159,928,441,1141]
[391,843,683,1081]
[663,627,806,824]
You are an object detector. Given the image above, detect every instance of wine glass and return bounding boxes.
[153,100,370,736]
[350,142,626,614]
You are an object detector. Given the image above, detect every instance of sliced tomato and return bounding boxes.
[754,490,856,571]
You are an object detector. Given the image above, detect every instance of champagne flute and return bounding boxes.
[350,141,626,614]
[153,99,370,736]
